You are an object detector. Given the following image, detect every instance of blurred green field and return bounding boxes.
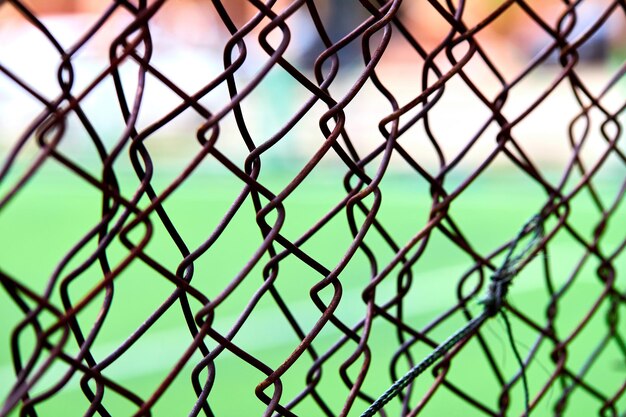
[0,162,624,416]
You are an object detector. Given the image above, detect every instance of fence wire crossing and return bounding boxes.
[0,1,625,417]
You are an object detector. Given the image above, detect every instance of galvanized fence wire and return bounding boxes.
[0,0,625,416]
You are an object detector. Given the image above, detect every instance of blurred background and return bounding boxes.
[0,0,624,171]
[0,1,625,416]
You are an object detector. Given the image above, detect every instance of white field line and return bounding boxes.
[0,246,590,394]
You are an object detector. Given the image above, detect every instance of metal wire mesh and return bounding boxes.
[0,0,625,416]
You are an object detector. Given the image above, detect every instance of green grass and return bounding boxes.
[0,161,624,416]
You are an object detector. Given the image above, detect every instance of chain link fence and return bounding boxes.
[0,0,625,416]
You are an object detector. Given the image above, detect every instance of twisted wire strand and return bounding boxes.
[361,215,544,417]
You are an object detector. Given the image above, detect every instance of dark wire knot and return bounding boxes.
[483,270,513,317]
[479,215,544,417]
[481,215,544,317]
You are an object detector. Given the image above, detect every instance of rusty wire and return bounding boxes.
[0,0,625,416]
